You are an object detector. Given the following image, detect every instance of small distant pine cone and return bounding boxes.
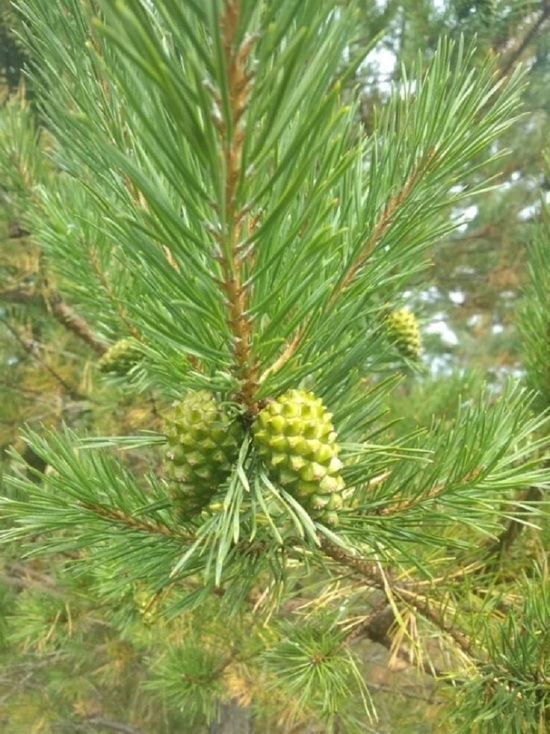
[253,389,346,527]
[134,588,159,626]
[163,391,244,519]
[98,338,142,374]
[386,309,421,361]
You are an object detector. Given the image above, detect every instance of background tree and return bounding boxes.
[353,0,550,376]
[1,1,550,733]
[0,0,26,91]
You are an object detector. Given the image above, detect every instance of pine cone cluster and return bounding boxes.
[163,388,348,527]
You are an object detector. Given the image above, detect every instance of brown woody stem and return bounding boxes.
[212,1,259,414]
[81,501,189,539]
[48,292,110,355]
[321,540,477,661]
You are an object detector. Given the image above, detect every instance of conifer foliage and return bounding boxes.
[1,1,550,731]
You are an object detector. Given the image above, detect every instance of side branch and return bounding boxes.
[0,315,89,401]
[321,540,477,661]
[81,501,188,539]
[331,149,436,304]
[82,717,144,734]
[260,152,435,381]
[48,292,110,355]
[0,287,109,355]
[481,485,544,568]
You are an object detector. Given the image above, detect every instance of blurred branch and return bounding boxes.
[498,3,550,79]
[0,288,43,306]
[1,563,66,598]
[7,220,30,239]
[48,292,109,355]
[83,717,144,734]
[0,287,109,354]
[0,315,89,401]
[481,485,544,567]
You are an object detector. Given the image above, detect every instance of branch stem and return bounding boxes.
[214,1,259,413]
[321,540,477,661]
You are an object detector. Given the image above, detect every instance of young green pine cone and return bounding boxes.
[253,389,345,527]
[386,309,422,361]
[98,338,142,374]
[163,391,244,519]
[134,587,159,626]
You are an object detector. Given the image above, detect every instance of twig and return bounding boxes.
[364,680,441,703]
[7,220,30,239]
[0,288,43,306]
[396,586,475,658]
[0,573,66,598]
[259,330,303,384]
[374,469,481,517]
[0,287,109,355]
[333,151,436,302]
[320,539,393,588]
[344,599,395,647]
[80,501,189,539]
[86,246,142,341]
[259,150,437,382]
[481,485,544,567]
[48,292,110,355]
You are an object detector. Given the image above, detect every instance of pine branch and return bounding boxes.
[1,563,66,598]
[80,501,188,539]
[0,288,43,306]
[0,287,110,354]
[342,599,464,684]
[334,150,437,299]
[481,485,544,566]
[260,148,437,382]
[7,219,30,239]
[374,469,481,517]
[86,247,142,342]
[321,540,477,661]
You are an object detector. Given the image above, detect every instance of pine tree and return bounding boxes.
[1,1,550,732]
